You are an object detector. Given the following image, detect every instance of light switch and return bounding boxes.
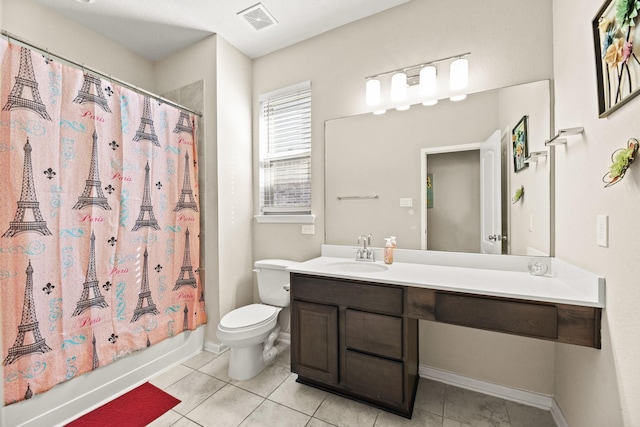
[596,215,608,247]
[301,224,315,235]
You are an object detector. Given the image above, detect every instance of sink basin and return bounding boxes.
[326,261,389,273]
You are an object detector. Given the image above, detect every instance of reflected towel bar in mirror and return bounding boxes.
[337,195,379,200]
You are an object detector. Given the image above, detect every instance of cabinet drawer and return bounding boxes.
[291,274,403,315]
[436,293,558,339]
[345,309,403,360]
[344,350,404,406]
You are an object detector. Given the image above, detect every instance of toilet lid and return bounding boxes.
[219,304,278,330]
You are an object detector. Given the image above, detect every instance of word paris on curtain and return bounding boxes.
[0,38,205,405]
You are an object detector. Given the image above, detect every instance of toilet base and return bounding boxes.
[227,326,281,381]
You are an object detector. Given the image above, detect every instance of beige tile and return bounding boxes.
[274,341,292,368]
[149,364,195,390]
[173,417,203,427]
[444,386,510,427]
[231,362,291,397]
[165,371,226,415]
[307,419,338,427]
[199,350,232,382]
[187,384,265,427]
[414,379,445,416]
[239,399,310,427]
[147,409,183,427]
[374,407,442,427]
[183,350,219,370]
[314,393,378,427]
[268,374,328,416]
[505,401,557,427]
[442,418,473,427]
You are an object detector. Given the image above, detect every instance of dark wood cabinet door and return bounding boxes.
[291,300,339,385]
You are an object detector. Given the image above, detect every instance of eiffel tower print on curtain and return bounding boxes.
[3,139,52,238]
[132,161,160,231]
[91,334,99,371]
[131,246,160,322]
[133,96,160,147]
[173,228,197,290]
[73,73,112,113]
[73,129,111,210]
[174,152,198,212]
[72,231,109,316]
[173,111,194,134]
[2,46,51,121]
[3,260,52,365]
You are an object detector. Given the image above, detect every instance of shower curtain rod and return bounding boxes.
[1,29,203,117]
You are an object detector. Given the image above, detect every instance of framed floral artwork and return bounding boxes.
[512,116,528,173]
[593,0,640,117]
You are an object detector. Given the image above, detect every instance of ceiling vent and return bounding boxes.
[238,3,278,31]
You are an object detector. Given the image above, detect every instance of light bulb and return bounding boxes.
[391,72,407,102]
[365,79,381,106]
[419,66,437,97]
[422,99,438,106]
[450,58,468,91]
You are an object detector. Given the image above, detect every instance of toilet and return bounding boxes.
[216,259,298,381]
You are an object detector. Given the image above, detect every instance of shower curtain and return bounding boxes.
[0,38,205,405]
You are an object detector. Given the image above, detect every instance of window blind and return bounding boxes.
[259,82,311,214]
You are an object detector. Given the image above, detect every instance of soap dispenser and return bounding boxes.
[384,238,394,265]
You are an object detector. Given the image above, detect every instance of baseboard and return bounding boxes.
[278,331,291,344]
[419,364,568,427]
[2,327,204,427]
[550,399,570,427]
[204,338,228,354]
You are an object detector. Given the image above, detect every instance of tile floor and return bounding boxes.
[148,342,557,427]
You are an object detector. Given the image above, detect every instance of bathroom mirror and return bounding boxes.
[324,80,552,256]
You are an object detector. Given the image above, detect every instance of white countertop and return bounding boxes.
[287,246,605,308]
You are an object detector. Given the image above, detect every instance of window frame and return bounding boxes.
[255,81,315,224]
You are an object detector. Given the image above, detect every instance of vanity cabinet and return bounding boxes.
[290,273,419,418]
[407,288,602,348]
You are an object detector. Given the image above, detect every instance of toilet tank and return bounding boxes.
[254,259,299,307]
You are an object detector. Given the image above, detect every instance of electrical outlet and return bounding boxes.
[301,224,315,235]
[400,198,413,207]
[596,215,608,247]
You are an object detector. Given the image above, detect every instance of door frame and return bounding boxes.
[420,142,481,250]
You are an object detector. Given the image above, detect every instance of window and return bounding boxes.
[257,81,313,223]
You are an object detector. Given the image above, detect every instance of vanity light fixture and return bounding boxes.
[364,52,470,113]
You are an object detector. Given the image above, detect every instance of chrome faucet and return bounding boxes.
[356,234,375,262]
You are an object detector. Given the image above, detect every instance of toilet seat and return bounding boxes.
[219,304,279,331]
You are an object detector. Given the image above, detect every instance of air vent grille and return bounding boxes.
[238,3,278,31]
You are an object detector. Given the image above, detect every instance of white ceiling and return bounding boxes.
[34,0,410,61]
